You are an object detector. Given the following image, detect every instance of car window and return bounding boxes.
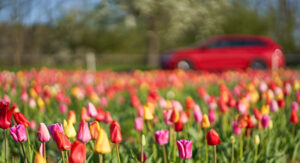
[207,39,267,48]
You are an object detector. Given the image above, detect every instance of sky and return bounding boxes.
[0,0,99,25]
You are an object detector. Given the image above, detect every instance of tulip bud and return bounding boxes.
[69,140,86,163]
[291,102,299,111]
[87,102,97,118]
[37,123,51,142]
[81,108,90,121]
[90,121,101,140]
[94,128,111,154]
[144,105,154,121]
[254,135,260,145]
[170,108,180,123]
[63,120,77,139]
[230,136,235,144]
[135,117,144,131]
[142,134,146,147]
[208,109,216,123]
[68,110,76,124]
[194,105,203,122]
[206,129,221,146]
[77,120,92,143]
[175,119,183,132]
[201,114,210,129]
[261,115,270,128]
[110,120,122,143]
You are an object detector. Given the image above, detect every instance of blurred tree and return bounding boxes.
[119,0,228,67]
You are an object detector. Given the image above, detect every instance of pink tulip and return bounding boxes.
[180,111,189,124]
[29,98,36,108]
[59,104,68,114]
[21,91,28,103]
[261,115,270,128]
[163,110,172,125]
[137,105,144,117]
[194,105,202,122]
[155,130,169,145]
[232,121,241,135]
[100,97,107,107]
[29,120,36,131]
[176,139,193,159]
[135,117,143,131]
[208,109,216,123]
[38,123,51,142]
[87,102,97,117]
[291,102,299,111]
[237,101,247,114]
[9,124,27,142]
[270,100,279,112]
[77,120,91,143]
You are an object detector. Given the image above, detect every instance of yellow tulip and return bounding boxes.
[37,97,45,109]
[294,80,300,91]
[94,128,111,154]
[30,88,38,98]
[143,104,154,120]
[201,114,210,129]
[261,105,270,115]
[63,120,77,138]
[90,121,101,140]
[34,152,46,163]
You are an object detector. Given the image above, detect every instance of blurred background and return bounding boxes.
[0,0,300,70]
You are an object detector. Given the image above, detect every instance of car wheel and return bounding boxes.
[250,60,266,69]
[177,60,192,70]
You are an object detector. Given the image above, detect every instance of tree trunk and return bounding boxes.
[147,30,160,68]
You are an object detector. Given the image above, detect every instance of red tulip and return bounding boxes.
[290,110,299,124]
[53,131,71,151]
[95,108,105,122]
[170,108,179,123]
[138,152,147,163]
[104,111,112,124]
[13,112,30,127]
[252,108,262,120]
[206,129,221,146]
[69,140,86,163]
[175,119,183,132]
[110,120,122,143]
[0,100,15,129]
[277,99,285,108]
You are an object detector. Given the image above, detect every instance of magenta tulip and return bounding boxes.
[208,109,216,123]
[48,123,64,142]
[176,139,193,159]
[77,120,91,143]
[232,121,241,135]
[261,115,270,128]
[9,124,27,142]
[155,130,169,145]
[291,102,299,111]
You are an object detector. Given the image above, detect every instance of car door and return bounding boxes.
[197,39,233,70]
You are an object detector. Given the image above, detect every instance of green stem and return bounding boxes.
[99,154,102,163]
[162,145,168,163]
[147,120,157,160]
[21,142,28,163]
[240,133,243,161]
[4,129,7,163]
[141,146,144,163]
[214,145,217,163]
[254,145,258,163]
[231,142,234,163]
[185,159,188,163]
[173,129,177,162]
[44,142,46,161]
[205,128,208,163]
[116,143,121,163]
[65,151,69,163]
[61,151,65,163]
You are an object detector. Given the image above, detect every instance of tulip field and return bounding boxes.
[1,68,300,163]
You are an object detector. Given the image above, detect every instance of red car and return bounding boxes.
[161,35,285,70]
